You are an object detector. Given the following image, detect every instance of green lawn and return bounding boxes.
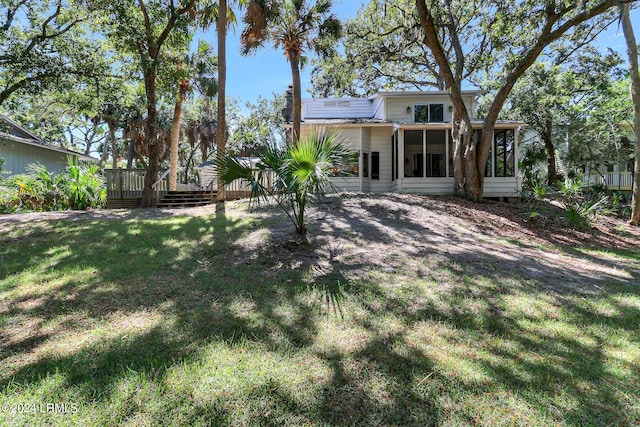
[0,196,639,426]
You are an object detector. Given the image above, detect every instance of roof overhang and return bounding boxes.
[368,90,488,100]
[0,132,96,161]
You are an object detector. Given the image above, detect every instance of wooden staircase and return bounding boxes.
[156,191,216,208]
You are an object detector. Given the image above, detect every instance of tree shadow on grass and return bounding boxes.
[1,197,639,425]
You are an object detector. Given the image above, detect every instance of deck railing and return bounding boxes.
[105,169,169,200]
[584,172,633,190]
[105,168,274,202]
[208,170,277,200]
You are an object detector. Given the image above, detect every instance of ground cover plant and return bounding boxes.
[0,194,639,426]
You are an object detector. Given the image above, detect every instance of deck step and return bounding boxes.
[156,190,216,208]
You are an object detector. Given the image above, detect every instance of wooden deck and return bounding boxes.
[104,169,255,208]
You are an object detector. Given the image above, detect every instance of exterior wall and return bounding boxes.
[368,127,393,193]
[384,94,476,123]
[399,178,454,195]
[372,97,385,120]
[303,98,373,119]
[324,125,395,194]
[482,178,521,198]
[0,136,71,175]
[397,177,519,197]
[330,177,361,192]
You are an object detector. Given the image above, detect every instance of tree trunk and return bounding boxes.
[450,109,470,197]
[184,146,197,184]
[109,120,118,170]
[464,137,481,201]
[542,120,558,185]
[127,140,135,169]
[290,54,302,145]
[216,0,227,209]
[415,0,473,198]
[620,4,640,225]
[169,85,186,191]
[141,70,160,208]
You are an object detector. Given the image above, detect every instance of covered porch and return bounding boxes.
[328,122,524,198]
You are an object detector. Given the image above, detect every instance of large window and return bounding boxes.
[332,152,359,176]
[414,104,444,123]
[426,130,446,177]
[404,130,424,177]
[404,130,447,177]
[494,129,515,177]
[404,130,423,177]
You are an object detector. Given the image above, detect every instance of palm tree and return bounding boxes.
[241,0,341,145]
[213,0,249,209]
[168,41,217,190]
[218,127,352,234]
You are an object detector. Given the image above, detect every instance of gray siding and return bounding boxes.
[0,136,71,175]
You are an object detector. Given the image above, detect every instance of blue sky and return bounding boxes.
[208,1,640,107]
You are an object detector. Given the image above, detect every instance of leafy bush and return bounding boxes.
[65,157,107,210]
[12,163,69,211]
[0,185,19,213]
[519,144,547,199]
[0,157,106,213]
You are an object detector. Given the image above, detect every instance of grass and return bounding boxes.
[0,199,639,426]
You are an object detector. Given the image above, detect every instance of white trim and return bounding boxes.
[445,129,450,177]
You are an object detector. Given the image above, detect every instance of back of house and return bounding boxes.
[297,91,525,198]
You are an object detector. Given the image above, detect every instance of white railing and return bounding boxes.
[584,172,633,189]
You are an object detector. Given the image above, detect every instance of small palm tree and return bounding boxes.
[241,0,341,144]
[219,128,352,234]
[168,41,217,191]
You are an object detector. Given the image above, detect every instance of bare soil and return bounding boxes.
[2,193,639,293]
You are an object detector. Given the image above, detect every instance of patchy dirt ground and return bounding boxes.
[2,193,639,293]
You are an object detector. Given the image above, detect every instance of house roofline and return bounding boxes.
[0,114,46,143]
[298,120,526,128]
[368,90,488,100]
[0,131,96,161]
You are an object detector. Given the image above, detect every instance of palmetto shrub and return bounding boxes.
[219,128,352,235]
[557,174,609,230]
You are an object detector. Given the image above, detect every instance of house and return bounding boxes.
[0,115,94,176]
[298,91,525,198]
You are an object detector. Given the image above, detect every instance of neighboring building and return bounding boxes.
[0,115,94,175]
[298,91,525,198]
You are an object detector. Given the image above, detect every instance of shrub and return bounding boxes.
[557,174,609,230]
[0,157,106,213]
[219,128,352,235]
